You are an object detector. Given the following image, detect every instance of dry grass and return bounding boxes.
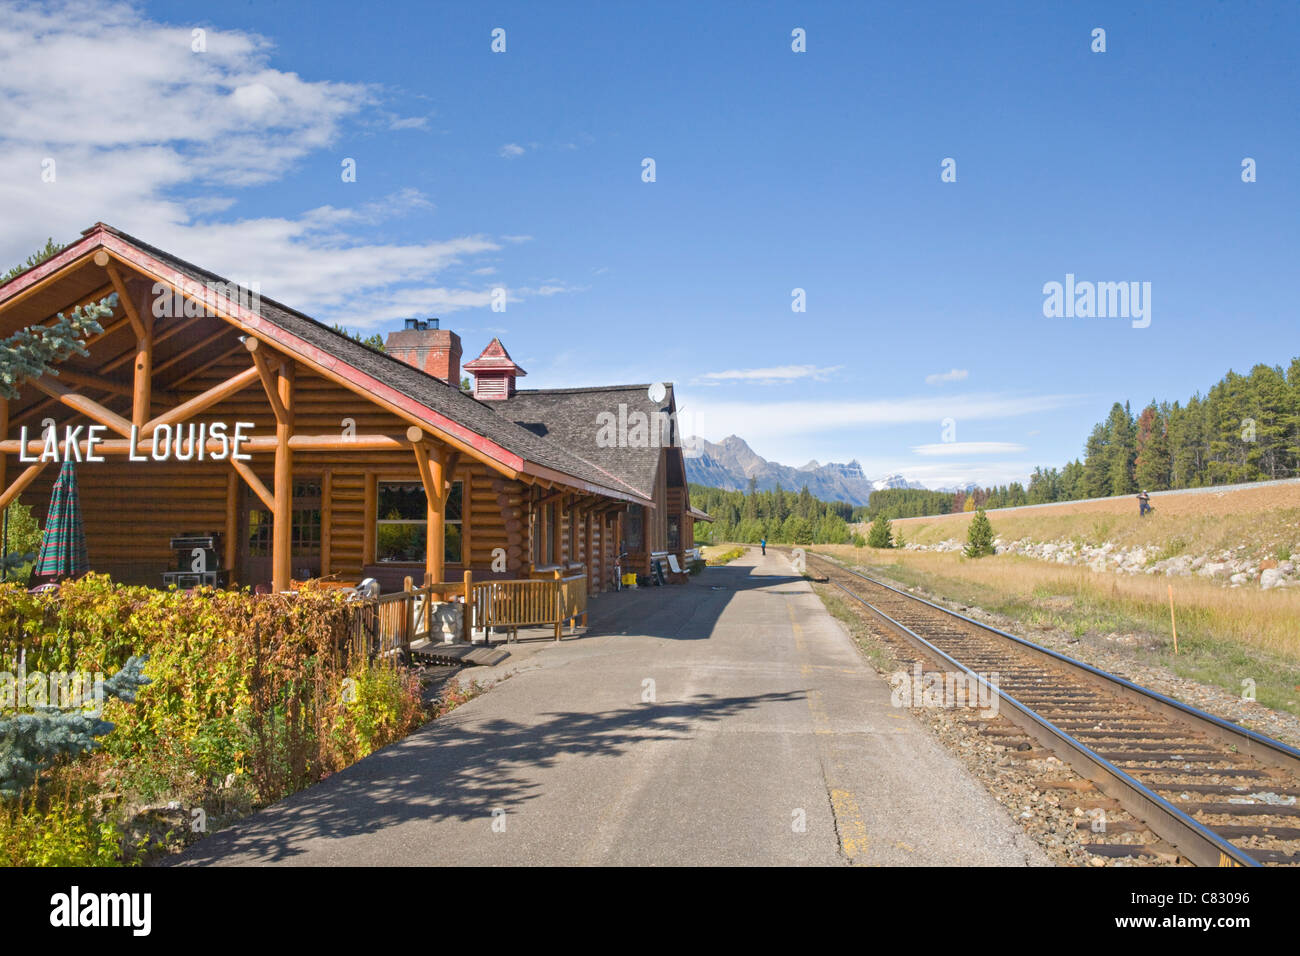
[815,545,1300,662]
[701,542,747,565]
[878,482,1300,560]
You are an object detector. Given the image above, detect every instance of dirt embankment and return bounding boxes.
[866,481,1300,590]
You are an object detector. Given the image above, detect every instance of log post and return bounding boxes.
[408,426,446,598]
[429,449,446,594]
[553,567,563,641]
[225,471,238,584]
[584,505,594,591]
[132,306,152,429]
[271,362,294,592]
[403,574,414,651]
[463,569,473,643]
[104,263,152,429]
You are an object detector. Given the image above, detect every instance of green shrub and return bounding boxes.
[866,514,893,549]
[706,546,746,566]
[0,575,428,864]
[964,509,996,558]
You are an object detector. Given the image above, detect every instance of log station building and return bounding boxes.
[0,223,705,596]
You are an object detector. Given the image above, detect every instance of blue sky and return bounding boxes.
[2,0,1297,488]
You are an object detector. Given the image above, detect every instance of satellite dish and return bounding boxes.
[647,382,667,403]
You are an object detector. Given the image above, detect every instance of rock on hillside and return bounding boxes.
[902,537,1300,590]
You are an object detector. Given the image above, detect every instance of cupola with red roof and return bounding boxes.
[463,337,527,400]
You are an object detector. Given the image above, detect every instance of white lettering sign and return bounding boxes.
[18,421,256,463]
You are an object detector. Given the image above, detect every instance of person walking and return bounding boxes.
[760,537,767,556]
[1137,489,1152,517]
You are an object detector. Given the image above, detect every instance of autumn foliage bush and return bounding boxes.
[0,574,428,863]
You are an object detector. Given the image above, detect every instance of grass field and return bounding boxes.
[880,482,1300,561]
[812,543,1300,716]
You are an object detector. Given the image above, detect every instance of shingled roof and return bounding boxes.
[496,384,680,500]
[1,224,650,504]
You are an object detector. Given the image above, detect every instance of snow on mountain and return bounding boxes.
[685,436,924,506]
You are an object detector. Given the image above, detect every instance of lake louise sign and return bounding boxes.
[16,421,257,463]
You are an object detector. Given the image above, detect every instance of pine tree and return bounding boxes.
[0,295,117,399]
[1134,404,1172,491]
[964,509,995,558]
[1,238,66,284]
[1104,402,1137,496]
[866,513,893,548]
[0,656,150,799]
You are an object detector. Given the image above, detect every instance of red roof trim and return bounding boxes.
[0,226,650,504]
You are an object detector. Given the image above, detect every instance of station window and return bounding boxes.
[376,480,462,564]
[247,481,321,557]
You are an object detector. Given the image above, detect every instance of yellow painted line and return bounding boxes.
[830,789,870,860]
[788,600,870,862]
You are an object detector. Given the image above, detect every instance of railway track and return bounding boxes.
[806,551,1300,867]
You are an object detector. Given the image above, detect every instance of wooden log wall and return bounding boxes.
[15,346,542,587]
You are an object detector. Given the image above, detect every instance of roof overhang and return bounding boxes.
[0,225,652,507]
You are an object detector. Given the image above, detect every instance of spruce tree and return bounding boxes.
[964,509,995,558]
[866,513,893,548]
[0,656,150,799]
[0,294,116,399]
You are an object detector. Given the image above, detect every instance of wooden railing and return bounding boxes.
[473,569,588,642]
[347,587,416,660]
[346,570,589,657]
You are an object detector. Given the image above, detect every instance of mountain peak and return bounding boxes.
[686,436,910,505]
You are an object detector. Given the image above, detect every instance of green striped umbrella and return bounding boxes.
[34,459,88,582]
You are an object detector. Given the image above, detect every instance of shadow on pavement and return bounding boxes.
[171,687,806,865]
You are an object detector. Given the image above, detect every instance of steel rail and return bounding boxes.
[815,553,1300,778]
[809,554,1300,867]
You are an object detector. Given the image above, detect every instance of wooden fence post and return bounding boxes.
[1167,584,1179,655]
[403,575,414,653]
[463,569,473,644]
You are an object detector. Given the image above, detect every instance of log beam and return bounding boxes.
[140,364,260,438]
[244,338,287,422]
[30,377,133,438]
[272,363,294,591]
[230,459,274,510]
[104,264,147,340]
[0,462,48,511]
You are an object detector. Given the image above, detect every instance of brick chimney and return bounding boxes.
[463,337,527,400]
[384,318,462,383]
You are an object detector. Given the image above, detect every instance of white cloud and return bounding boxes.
[388,115,431,130]
[688,393,1082,438]
[0,1,577,331]
[911,441,1028,456]
[925,368,969,384]
[697,364,841,384]
[499,143,526,158]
